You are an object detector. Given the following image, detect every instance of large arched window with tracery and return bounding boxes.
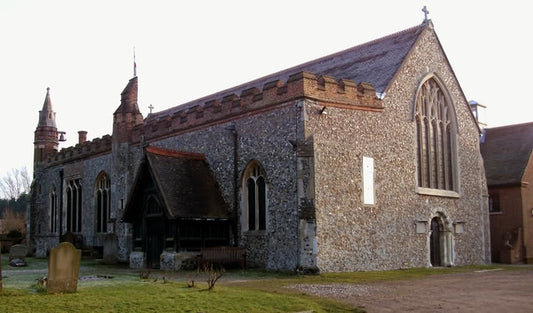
[242,161,267,231]
[95,172,110,233]
[415,76,458,193]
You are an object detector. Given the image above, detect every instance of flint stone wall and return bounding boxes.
[306,26,489,272]
[153,103,301,271]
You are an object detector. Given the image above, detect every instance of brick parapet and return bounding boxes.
[38,71,381,168]
[41,134,113,168]
[144,71,382,140]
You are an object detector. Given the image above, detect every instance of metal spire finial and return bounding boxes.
[133,46,137,77]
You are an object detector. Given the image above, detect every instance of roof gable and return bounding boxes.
[481,122,533,186]
[122,146,230,221]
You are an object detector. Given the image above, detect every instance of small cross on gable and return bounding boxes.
[422,6,429,22]
[148,104,154,114]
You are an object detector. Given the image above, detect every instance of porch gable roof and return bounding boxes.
[122,146,230,221]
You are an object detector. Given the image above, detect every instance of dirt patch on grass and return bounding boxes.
[291,268,533,313]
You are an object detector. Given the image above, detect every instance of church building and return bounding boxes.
[29,20,491,272]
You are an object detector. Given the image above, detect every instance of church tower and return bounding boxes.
[112,76,143,144]
[111,75,144,257]
[33,87,59,176]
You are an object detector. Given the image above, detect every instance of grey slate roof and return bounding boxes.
[152,22,428,119]
[481,122,533,186]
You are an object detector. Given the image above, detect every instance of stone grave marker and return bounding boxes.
[0,242,3,293]
[9,244,28,261]
[47,242,81,294]
[103,233,119,264]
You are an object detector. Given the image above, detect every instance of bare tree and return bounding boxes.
[0,167,30,199]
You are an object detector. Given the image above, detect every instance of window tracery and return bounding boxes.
[415,76,458,193]
[242,162,267,231]
[66,179,82,232]
[95,172,110,233]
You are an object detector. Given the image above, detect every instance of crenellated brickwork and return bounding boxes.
[42,135,112,167]
[143,71,382,140]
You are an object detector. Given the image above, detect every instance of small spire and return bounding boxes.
[42,87,53,112]
[422,6,430,22]
[133,46,137,77]
[38,86,57,128]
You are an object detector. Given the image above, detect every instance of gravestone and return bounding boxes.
[129,250,146,269]
[9,244,28,261]
[160,250,179,271]
[0,242,2,293]
[103,234,119,264]
[9,258,27,267]
[47,242,81,294]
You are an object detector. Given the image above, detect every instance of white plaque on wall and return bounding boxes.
[362,156,375,205]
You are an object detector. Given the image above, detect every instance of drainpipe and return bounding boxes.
[59,169,64,242]
[226,124,239,246]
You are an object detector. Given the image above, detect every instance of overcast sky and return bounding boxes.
[1,0,532,181]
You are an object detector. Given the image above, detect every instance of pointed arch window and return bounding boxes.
[66,179,82,232]
[50,186,57,233]
[242,162,267,231]
[415,76,459,196]
[95,172,111,233]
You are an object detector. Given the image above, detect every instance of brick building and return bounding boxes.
[29,20,491,272]
[481,122,533,263]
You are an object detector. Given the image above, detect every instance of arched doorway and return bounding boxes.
[429,215,454,267]
[430,218,442,266]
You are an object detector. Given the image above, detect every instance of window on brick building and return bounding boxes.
[66,178,82,232]
[415,75,459,195]
[95,172,111,233]
[489,192,501,213]
[242,161,267,231]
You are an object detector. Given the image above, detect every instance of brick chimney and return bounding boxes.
[78,131,88,144]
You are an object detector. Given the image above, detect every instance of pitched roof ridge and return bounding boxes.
[151,22,427,119]
[487,121,533,131]
[146,146,205,160]
[303,22,427,66]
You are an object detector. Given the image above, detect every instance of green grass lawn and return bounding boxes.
[1,253,528,313]
[1,255,354,312]
[1,282,354,313]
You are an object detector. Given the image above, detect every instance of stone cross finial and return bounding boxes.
[148,104,154,114]
[422,6,429,22]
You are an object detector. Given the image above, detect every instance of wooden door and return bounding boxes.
[430,218,441,266]
[146,217,164,268]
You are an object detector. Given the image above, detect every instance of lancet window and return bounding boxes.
[50,186,57,233]
[242,161,267,231]
[66,179,82,232]
[95,172,111,233]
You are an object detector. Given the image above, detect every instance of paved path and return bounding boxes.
[295,268,533,312]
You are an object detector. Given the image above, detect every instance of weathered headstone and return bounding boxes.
[9,244,28,261]
[0,242,3,294]
[129,251,146,269]
[103,233,119,264]
[47,242,81,294]
[9,258,27,267]
[160,250,179,271]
